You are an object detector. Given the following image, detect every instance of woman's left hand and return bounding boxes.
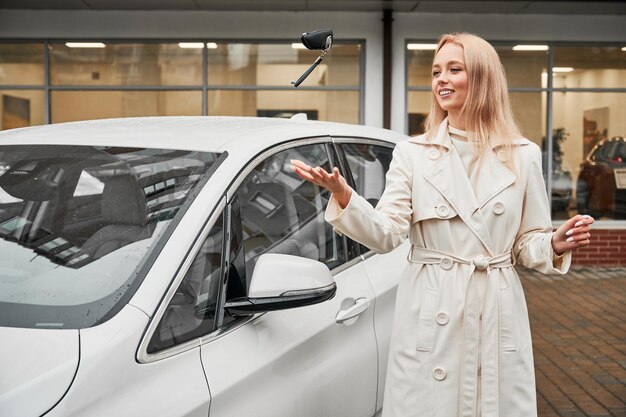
[552,214,595,256]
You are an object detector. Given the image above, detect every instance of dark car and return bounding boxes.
[577,136,626,219]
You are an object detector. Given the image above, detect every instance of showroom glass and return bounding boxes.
[552,92,626,220]
[407,44,548,88]
[0,90,45,130]
[148,212,224,353]
[51,91,202,123]
[0,145,221,329]
[339,143,393,254]
[236,143,347,278]
[49,43,203,86]
[0,43,44,85]
[553,46,625,89]
[406,91,432,136]
[207,90,360,124]
[207,43,361,87]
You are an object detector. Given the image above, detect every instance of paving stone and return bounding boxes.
[517,267,626,417]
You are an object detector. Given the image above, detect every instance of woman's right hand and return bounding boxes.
[290,159,352,209]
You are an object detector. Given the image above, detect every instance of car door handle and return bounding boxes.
[335,297,371,324]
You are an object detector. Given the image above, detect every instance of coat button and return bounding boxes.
[492,201,505,215]
[436,204,450,218]
[433,367,447,381]
[440,257,454,270]
[427,148,440,160]
[436,311,449,325]
[473,255,489,271]
[497,150,507,162]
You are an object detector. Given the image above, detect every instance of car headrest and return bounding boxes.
[101,175,147,226]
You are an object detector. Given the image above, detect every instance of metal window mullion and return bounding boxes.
[204,85,360,91]
[48,85,203,91]
[44,40,50,124]
[404,41,409,134]
[359,39,366,125]
[546,44,555,209]
[552,88,626,93]
[0,85,46,90]
[203,41,208,116]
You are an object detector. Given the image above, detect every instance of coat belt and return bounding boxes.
[407,246,515,417]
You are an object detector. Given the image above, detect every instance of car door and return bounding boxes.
[334,139,409,415]
[199,140,378,417]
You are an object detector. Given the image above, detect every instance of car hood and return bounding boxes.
[0,327,79,416]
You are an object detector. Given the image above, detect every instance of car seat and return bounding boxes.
[81,174,153,260]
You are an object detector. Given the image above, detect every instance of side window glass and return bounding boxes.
[341,143,393,207]
[340,143,394,253]
[148,212,224,353]
[237,143,347,278]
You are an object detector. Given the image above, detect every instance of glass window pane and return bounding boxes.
[496,46,548,88]
[50,43,203,86]
[407,91,431,136]
[208,90,359,124]
[510,92,547,147]
[51,91,202,123]
[0,43,44,85]
[408,45,549,88]
[237,144,346,275]
[0,90,45,130]
[407,48,436,87]
[553,46,625,89]
[0,145,221,329]
[341,143,394,254]
[148,212,223,353]
[553,92,626,220]
[208,43,361,87]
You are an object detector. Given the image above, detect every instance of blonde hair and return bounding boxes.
[424,33,521,170]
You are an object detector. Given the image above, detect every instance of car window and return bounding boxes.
[148,212,224,354]
[339,142,393,253]
[236,143,346,279]
[0,145,221,329]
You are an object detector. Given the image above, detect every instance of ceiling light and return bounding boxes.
[291,43,307,50]
[65,42,106,48]
[178,42,204,49]
[407,43,438,50]
[622,46,626,51]
[553,67,574,73]
[206,42,218,49]
[513,45,549,51]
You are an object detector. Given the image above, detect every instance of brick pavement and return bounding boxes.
[519,266,626,417]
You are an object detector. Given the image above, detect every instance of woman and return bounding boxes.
[291,33,593,417]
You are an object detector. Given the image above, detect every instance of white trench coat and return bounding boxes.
[325,120,572,417]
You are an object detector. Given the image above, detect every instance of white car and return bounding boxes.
[0,116,411,417]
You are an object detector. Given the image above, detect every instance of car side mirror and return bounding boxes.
[224,253,336,316]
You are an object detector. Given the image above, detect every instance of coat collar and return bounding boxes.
[409,118,529,255]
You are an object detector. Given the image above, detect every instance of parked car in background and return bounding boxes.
[577,136,626,220]
[0,117,409,417]
[551,168,573,216]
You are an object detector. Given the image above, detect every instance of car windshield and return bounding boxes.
[0,145,221,329]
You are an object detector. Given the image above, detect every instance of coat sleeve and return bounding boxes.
[512,144,572,274]
[324,142,413,254]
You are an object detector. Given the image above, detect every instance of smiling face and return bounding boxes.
[431,42,468,127]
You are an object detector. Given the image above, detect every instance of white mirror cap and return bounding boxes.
[248,253,334,298]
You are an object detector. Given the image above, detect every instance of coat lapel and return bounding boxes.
[413,120,496,256]
[472,148,516,209]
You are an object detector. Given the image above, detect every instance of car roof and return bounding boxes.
[0,117,409,158]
